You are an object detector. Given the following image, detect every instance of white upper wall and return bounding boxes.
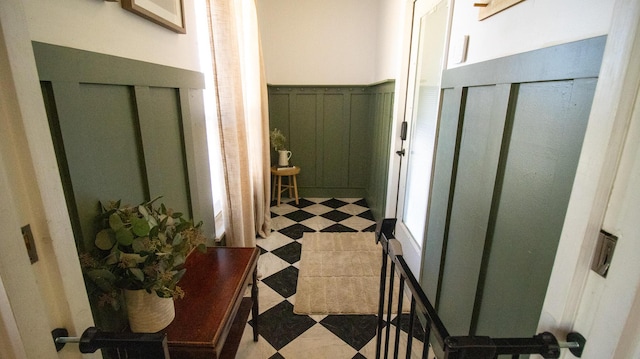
[22,0,202,71]
[256,0,380,85]
[448,0,615,68]
[373,0,408,82]
[257,0,615,84]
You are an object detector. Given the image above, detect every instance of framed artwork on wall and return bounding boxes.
[475,0,527,20]
[121,0,186,34]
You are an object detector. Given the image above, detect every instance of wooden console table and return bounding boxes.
[165,247,259,358]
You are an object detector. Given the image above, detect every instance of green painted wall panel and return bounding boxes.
[267,82,394,215]
[291,93,318,187]
[323,93,349,187]
[474,79,596,337]
[349,93,371,188]
[50,82,147,249]
[437,84,511,335]
[268,92,291,165]
[135,86,190,215]
[429,37,604,340]
[33,41,204,88]
[367,84,394,221]
[421,87,464,304]
[35,43,211,332]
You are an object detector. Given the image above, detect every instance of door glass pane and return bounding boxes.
[402,2,448,248]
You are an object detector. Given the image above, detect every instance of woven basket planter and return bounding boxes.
[124,289,175,333]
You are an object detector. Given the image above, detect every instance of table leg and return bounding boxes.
[252,267,259,342]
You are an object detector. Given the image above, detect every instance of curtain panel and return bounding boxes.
[207,0,271,247]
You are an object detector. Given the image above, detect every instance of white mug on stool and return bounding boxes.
[278,150,292,166]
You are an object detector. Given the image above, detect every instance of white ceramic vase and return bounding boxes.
[278,150,292,166]
[124,289,175,333]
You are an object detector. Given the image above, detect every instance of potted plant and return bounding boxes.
[80,197,206,332]
[270,128,292,166]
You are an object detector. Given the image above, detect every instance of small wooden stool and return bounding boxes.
[270,166,300,206]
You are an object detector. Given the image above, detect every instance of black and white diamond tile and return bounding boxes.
[321,209,353,222]
[278,223,316,240]
[284,209,316,222]
[236,198,428,359]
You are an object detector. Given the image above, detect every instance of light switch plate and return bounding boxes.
[453,35,469,64]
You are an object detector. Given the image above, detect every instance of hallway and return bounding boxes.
[235,198,427,358]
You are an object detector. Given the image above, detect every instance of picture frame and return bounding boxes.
[477,0,526,20]
[121,0,186,34]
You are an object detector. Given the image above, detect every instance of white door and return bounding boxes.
[394,0,449,275]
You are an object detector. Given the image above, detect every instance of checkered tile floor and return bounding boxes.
[235,198,429,359]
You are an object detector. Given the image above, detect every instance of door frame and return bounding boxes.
[0,0,96,357]
[538,0,640,352]
[387,0,640,351]
[385,0,453,275]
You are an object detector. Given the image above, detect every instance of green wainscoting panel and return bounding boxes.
[34,42,212,332]
[268,92,291,165]
[474,79,596,337]
[180,88,215,244]
[367,82,395,221]
[436,84,511,336]
[33,42,204,88]
[421,86,465,304]
[322,93,351,187]
[268,82,395,221]
[425,36,605,339]
[135,86,191,216]
[48,81,148,250]
[291,92,319,187]
[349,92,372,189]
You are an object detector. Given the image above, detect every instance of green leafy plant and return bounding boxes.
[80,197,206,310]
[270,128,287,151]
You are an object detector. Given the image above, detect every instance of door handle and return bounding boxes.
[396,149,405,156]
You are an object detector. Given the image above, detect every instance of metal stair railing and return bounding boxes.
[374,218,585,359]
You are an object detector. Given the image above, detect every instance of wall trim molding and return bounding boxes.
[442,36,606,88]
[33,41,205,89]
[268,79,395,90]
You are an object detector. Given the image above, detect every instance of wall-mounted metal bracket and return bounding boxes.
[591,230,618,277]
[51,328,68,352]
[565,332,587,357]
[52,327,169,356]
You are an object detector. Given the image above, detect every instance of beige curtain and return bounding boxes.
[207,0,271,247]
